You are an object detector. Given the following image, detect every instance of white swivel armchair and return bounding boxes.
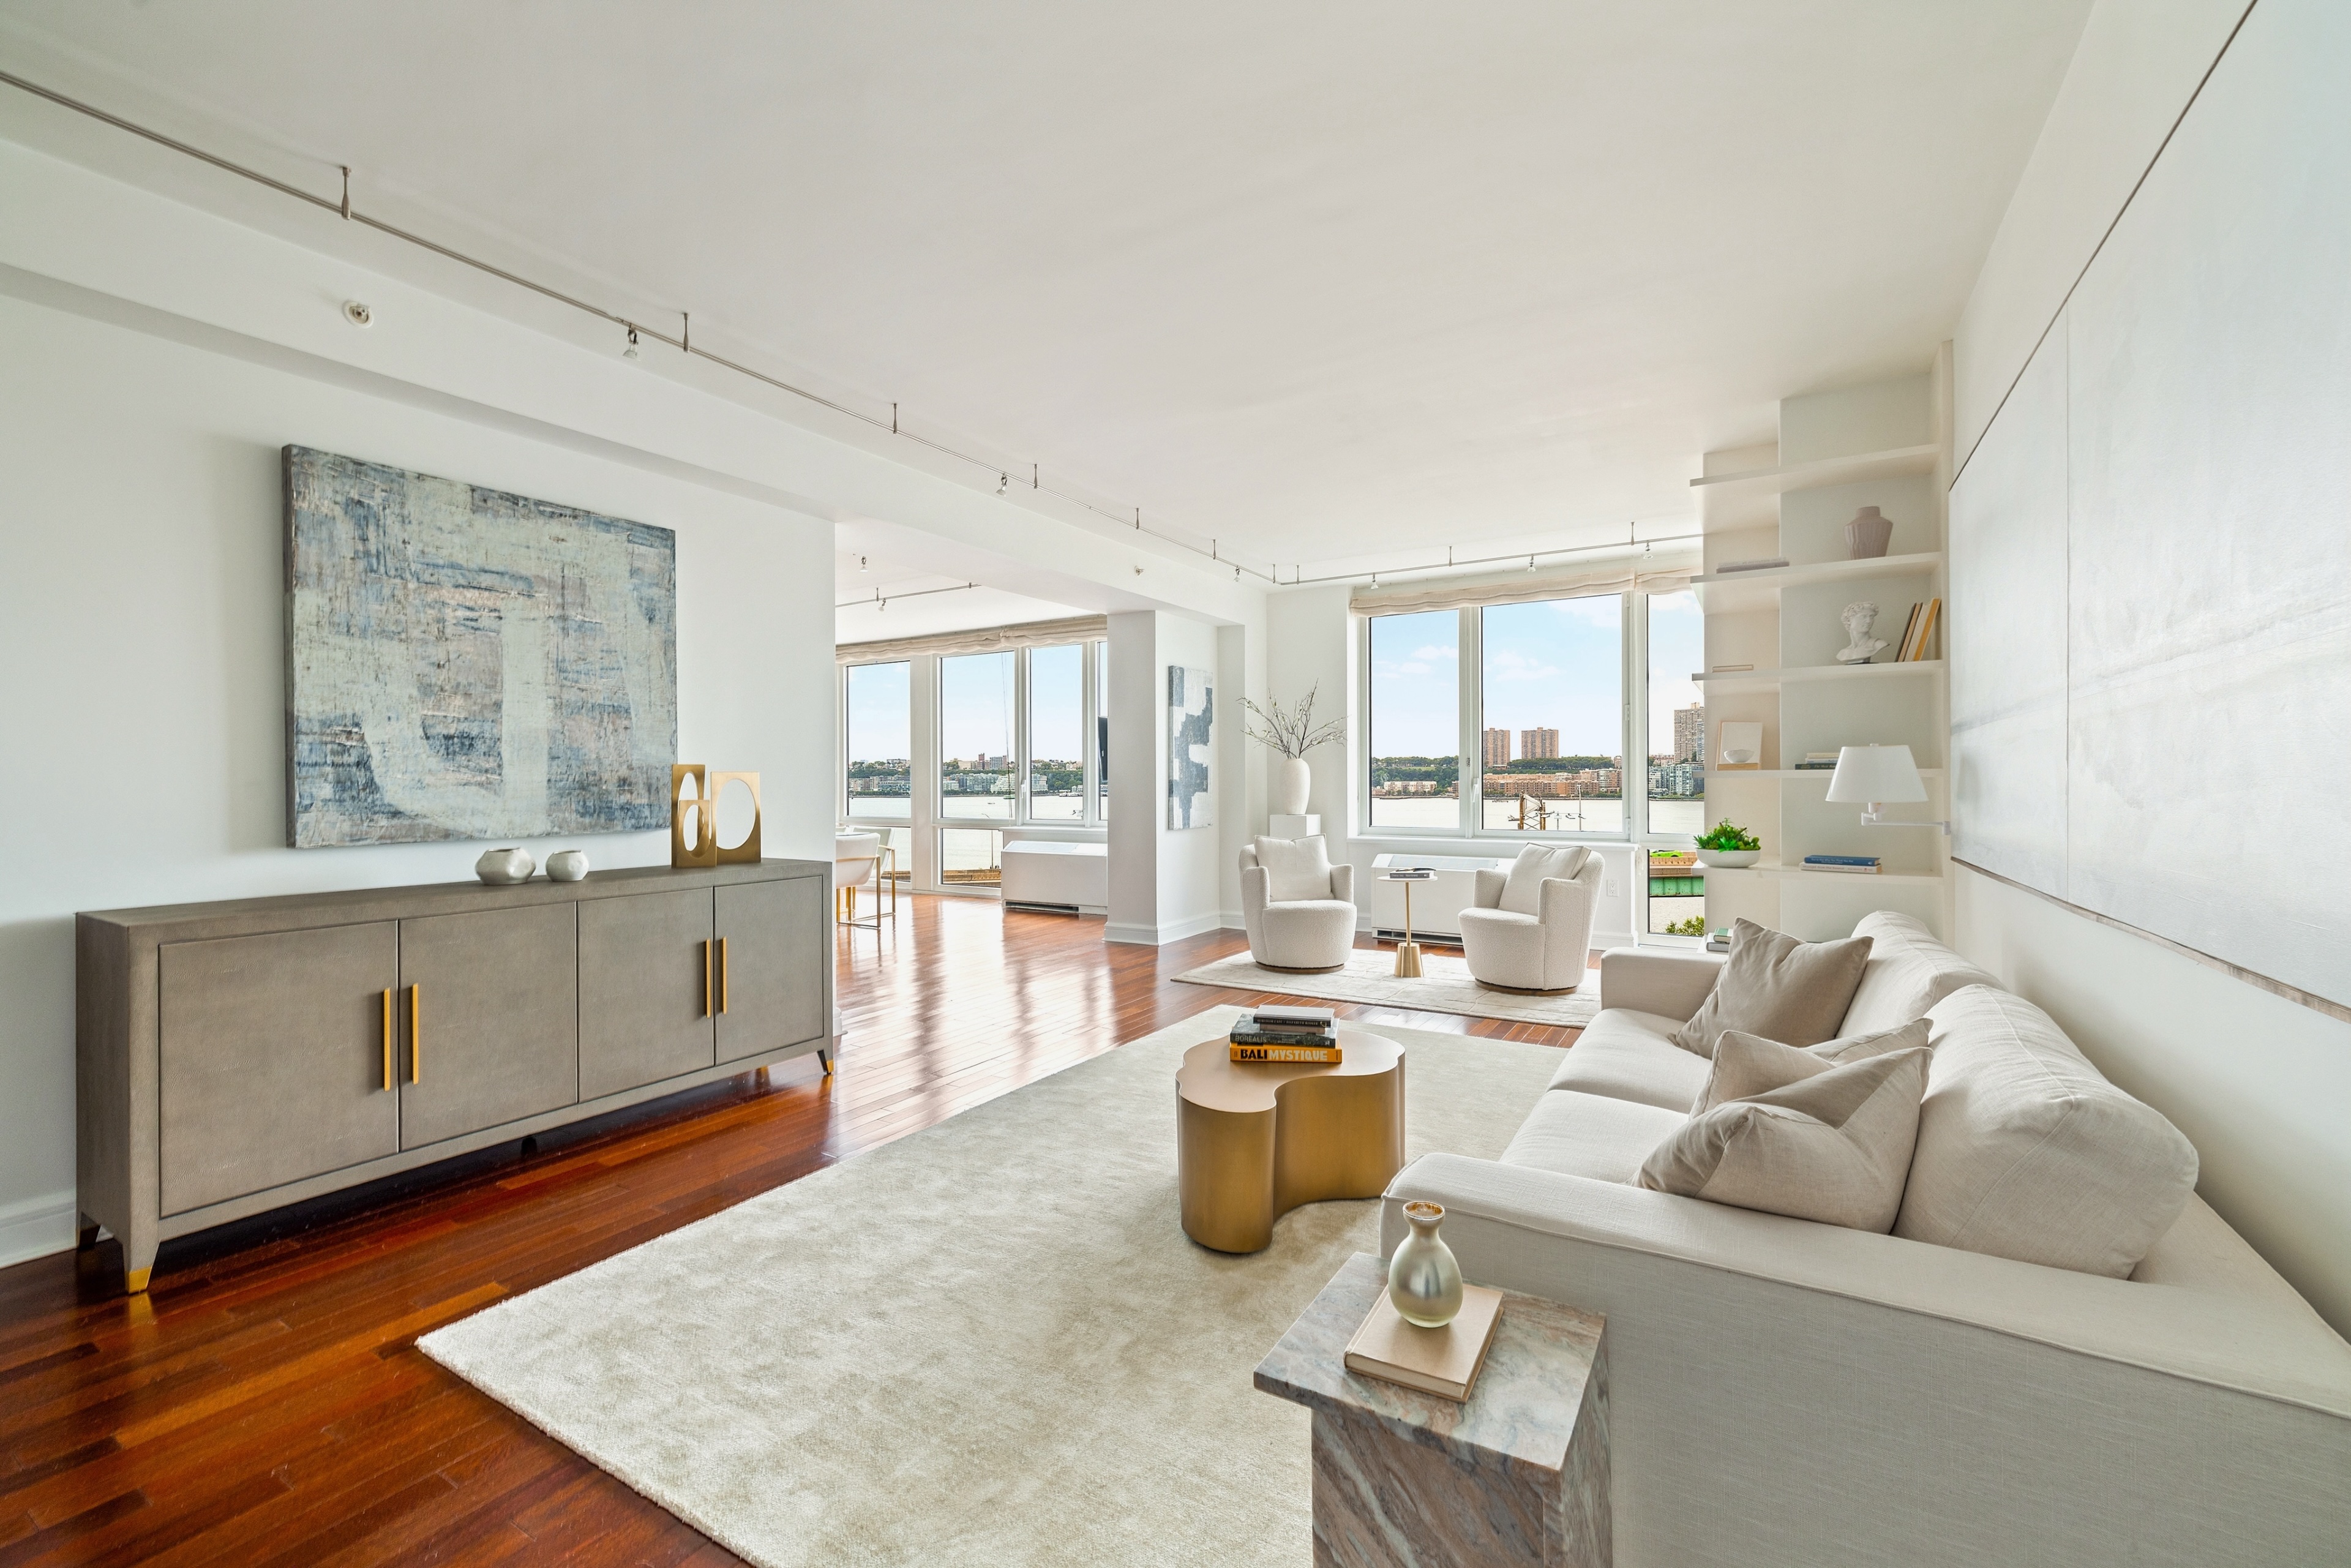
[1239,836,1357,972]
[1458,844,1601,992]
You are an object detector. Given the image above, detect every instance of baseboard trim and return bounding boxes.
[0,1190,78,1269]
[1104,910,1228,946]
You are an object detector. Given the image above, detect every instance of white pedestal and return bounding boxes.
[1267,813,1322,840]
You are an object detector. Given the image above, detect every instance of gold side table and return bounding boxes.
[1382,868,1433,978]
[1176,1030,1406,1253]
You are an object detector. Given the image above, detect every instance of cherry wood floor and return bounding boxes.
[0,897,1580,1566]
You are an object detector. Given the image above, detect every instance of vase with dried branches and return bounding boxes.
[1242,684,1346,817]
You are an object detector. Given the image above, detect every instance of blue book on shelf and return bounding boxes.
[1803,854,1881,866]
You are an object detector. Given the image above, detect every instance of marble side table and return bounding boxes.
[1254,1252,1608,1568]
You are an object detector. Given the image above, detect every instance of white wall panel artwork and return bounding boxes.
[1949,325,2069,898]
[1952,0,2351,1005]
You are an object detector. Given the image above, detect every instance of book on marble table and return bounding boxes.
[1343,1285,1505,1402]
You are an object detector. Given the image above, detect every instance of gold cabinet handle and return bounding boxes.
[719,937,729,1015]
[702,939,713,1018]
[381,988,394,1092]
[408,983,421,1084]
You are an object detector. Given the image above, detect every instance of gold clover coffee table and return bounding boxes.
[1177,1028,1406,1253]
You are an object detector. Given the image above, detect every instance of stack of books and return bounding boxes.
[1794,751,1841,771]
[1706,928,1732,954]
[1892,597,1943,662]
[1229,1005,1341,1063]
[1802,853,1881,874]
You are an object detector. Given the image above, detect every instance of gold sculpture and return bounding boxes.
[672,764,762,868]
[671,764,716,868]
[713,771,762,863]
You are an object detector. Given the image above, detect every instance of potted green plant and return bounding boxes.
[1692,820,1762,868]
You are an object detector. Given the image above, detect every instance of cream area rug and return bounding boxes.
[419,1007,1561,1567]
[1171,946,1601,1029]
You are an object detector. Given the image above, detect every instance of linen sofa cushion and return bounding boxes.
[1696,1020,1930,1112]
[1547,1009,1712,1111]
[1837,911,2003,1037]
[1896,984,2199,1277]
[1638,1033,1931,1232]
[1667,918,1873,1059]
[1500,1090,1687,1185]
[1254,835,1333,903]
[1499,843,1590,915]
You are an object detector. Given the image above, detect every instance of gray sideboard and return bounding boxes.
[77,859,833,1294]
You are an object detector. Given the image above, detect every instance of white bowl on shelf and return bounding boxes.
[1693,849,1761,868]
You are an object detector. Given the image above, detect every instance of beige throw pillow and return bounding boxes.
[1499,843,1590,915]
[1640,1032,1932,1232]
[1693,1020,1930,1113]
[1668,918,1873,1059]
[1254,836,1333,903]
[1896,985,2199,1278]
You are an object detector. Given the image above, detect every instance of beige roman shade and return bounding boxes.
[1348,553,1698,616]
[836,614,1109,664]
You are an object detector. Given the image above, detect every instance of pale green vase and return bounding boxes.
[1387,1200,1464,1327]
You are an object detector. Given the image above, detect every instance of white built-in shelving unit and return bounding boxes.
[1682,359,1955,942]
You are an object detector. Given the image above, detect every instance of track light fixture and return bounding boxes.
[997,473,1008,495]
[623,326,640,361]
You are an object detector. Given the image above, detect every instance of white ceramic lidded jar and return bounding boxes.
[1387,1200,1465,1327]
[474,848,536,885]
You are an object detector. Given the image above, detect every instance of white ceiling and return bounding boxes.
[2,1,2088,585]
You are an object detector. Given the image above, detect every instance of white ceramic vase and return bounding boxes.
[475,847,536,885]
[1845,505,1893,559]
[1270,756,1312,816]
[1387,1200,1464,1327]
[544,849,590,882]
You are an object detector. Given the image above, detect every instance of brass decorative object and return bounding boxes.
[712,771,763,864]
[1384,868,1430,978]
[671,764,716,868]
[673,765,762,867]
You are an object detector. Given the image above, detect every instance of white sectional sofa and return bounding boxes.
[1384,913,2351,1567]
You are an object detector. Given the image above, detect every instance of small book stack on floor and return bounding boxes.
[1230,1005,1341,1063]
[1803,853,1881,874]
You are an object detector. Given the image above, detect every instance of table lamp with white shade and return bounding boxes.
[1824,745,1949,835]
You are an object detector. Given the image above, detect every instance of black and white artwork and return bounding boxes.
[1167,665,1213,829]
[283,446,679,848]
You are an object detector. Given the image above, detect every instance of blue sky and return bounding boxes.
[1028,643,1084,765]
[1368,591,1706,759]
[846,659,910,762]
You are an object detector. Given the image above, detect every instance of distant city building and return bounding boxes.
[1482,727,1512,767]
[1674,703,1706,763]
[1520,727,1559,760]
[1649,761,1704,798]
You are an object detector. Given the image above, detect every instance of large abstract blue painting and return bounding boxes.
[284,446,678,848]
[1167,664,1213,830]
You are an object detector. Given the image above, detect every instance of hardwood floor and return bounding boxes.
[0,896,1580,1565]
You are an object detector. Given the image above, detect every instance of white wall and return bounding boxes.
[1948,0,2351,1333]
[0,291,835,1266]
[1952,0,2249,466]
[1104,610,1231,943]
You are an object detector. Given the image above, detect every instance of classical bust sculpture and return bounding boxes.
[1837,601,1888,664]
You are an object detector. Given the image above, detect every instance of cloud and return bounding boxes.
[1548,596,1622,628]
[1486,648,1562,682]
[1411,645,1458,661]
